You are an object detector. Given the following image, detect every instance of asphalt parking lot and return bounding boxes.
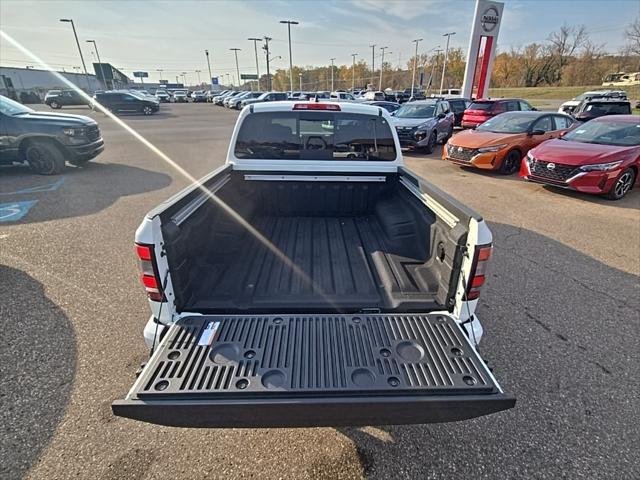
[1,102,639,480]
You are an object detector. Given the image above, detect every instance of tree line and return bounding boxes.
[247,19,640,91]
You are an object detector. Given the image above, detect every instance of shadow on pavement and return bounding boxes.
[541,183,640,209]
[0,265,77,480]
[337,222,639,479]
[0,162,172,224]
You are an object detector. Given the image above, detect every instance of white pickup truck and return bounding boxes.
[112,101,515,427]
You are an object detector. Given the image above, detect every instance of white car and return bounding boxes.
[172,90,188,103]
[362,91,386,101]
[558,90,627,115]
[155,90,171,102]
[329,91,357,102]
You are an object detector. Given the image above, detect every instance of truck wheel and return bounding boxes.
[49,101,61,109]
[499,150,521,175]
[23,140,66,175]
[142,106,154,115]
[605,168,636,200]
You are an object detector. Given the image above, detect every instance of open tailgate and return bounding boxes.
[113,314,514,427]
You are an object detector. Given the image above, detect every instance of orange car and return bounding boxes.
[443,111,575,174]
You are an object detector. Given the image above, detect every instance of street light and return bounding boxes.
[156,69,164,81]
[379,46,388,91]
[440,32,456,94]
[410,38,423,100]
[351,53,358,91]
[86,40,105,88]
[330,58,336,92]
[369,44,376,87]
[205,49,213,89]
[195,70,202,85]
[262,37,272,90]
[59,19,87,76]
[229,48,241,88]
[181,72,188,86]
[248,37,261,90]
[426,46,441,93]
[279,20,299,93]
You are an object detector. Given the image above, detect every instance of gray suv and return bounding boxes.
[241,91,288,107]
[391,99,454,153]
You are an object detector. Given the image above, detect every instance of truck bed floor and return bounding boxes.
[190,215,438,312]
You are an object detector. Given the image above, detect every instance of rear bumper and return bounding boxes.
[461,121,482,129]
[113,393,515,428]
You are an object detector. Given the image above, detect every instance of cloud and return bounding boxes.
[351,0,442,20]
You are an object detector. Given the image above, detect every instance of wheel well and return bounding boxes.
[508,148,523,158]
[18,137,65,160]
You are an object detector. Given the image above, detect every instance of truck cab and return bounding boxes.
[112,101,515,428]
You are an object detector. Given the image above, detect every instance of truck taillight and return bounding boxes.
[466,244,492,300]
[135,243,163,302]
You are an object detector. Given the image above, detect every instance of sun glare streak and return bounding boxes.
[0,29,336,307]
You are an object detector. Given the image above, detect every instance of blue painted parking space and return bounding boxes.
[0,200,38,223]
[0,177,65,196]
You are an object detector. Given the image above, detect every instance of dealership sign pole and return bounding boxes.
[461,0,504,99]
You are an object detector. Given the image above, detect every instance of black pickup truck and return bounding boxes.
[0,95,104,174]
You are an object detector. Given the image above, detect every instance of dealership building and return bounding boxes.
[0,63,132,101]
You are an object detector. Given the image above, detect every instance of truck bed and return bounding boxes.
[189,214,438,311]
[161,174,466,313]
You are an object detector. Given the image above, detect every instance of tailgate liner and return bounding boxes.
[113,314,514,427]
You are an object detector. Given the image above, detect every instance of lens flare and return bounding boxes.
[0,29,334,308]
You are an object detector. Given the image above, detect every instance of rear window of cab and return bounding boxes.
[234,111,397,161]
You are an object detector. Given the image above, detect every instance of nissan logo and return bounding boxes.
[547,163,556,171]
[481,6,500,33]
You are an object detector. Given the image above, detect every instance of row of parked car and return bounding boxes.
[371,89,636,200]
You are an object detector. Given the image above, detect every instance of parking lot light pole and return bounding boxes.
[156,69,164,81]
[205,50,213,89]
[248,38,261,90]
[351,53,358,91]
[330,58,335,92]
[181,72,188,86]
[85,40,105,88]
[427,46,441,93]
[59,19,88,78]
[410,38,423,100]
[262,37,272,91]
[279,20,298,93]
[440,32,456,94]
[195,70,202,85]
[230,48,241,88]
[379,46,388,91]
[369,44,375,88]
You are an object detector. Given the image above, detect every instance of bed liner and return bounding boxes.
[189,214,440,312]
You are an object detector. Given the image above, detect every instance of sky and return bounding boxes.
[1,0,639,84]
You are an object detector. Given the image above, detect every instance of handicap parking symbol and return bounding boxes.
[0,200,38,223]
